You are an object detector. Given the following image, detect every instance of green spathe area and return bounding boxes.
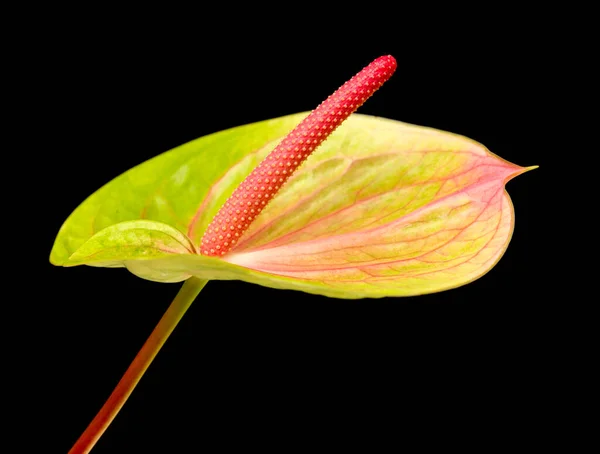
[51,113,532,298]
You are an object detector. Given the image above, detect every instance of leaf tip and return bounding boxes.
[506,164,538,183]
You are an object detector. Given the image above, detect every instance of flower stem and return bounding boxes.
[69,277,208,454]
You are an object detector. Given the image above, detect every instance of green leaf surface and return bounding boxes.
[51,113,531,297]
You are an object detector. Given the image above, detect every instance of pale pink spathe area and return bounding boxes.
[232,151,518,253]
[224,160,523,285]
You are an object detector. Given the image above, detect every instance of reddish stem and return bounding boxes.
[69,278,208,454]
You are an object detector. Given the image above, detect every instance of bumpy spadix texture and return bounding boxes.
[201,55,397,256]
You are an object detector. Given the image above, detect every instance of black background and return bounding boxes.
[32,16,548,453]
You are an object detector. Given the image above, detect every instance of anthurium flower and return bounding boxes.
[51,56,535,453]
[50,56,533,298]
